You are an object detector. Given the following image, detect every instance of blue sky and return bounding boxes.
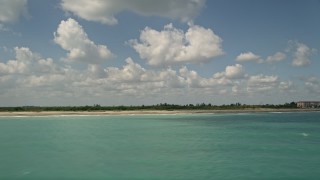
[0,0,319,106]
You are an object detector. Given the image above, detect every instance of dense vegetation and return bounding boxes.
[0,102,298,112]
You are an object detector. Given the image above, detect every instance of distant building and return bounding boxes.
[297,101,320,108]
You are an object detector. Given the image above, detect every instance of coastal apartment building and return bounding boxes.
[297,101,320,108]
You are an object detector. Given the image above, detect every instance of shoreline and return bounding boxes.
[0,109,319,117]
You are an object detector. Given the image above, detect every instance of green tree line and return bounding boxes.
[0,102,298,112]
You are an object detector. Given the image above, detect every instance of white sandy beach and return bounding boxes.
[0,109,319,116]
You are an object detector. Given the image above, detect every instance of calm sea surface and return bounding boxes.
[0,112,320,179]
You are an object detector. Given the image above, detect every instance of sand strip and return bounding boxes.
[0,109,319,116]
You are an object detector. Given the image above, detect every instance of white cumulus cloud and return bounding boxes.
[247,74,279,92]
[105,57,186,89]
[236,52,263,63]
[279,81,294,91]
[0,48,303,105]
[0,0,28,23]
[0,47,60,75]
[179,64,244,88]
[54,18,114,64]
[266,52,286,63]
[305,76,320,94]
[225,64,245,79]
[0,24,9,32]
[290,42,315,67]
[106,58,147,82]
[130,23,224,66]
[0,47,36,74]
[60,0,206,25]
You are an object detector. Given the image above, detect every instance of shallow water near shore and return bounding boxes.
[0,112,320,179]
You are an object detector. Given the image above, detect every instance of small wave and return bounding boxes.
[22,171,31,175]
[0,115,34,118]
[235,113,251,115]
[301,133,309,137]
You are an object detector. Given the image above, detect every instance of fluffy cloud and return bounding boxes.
[290,42,315,67]
[54,18,114,64]
[0,0,28,23]
[179,66,206,88]
[225,64,245,79]
[179,64,245,88]
[106,58,147,82]
[266,52,286,63]
[235,52,263,63]
[0,24,9,32]
[279,81,293,90]
[60,0,206,25]
[212,64,245,81]
[305,76,320,94]
[247,74,279,92]
[0,47,37,74]
[130,23,224,66]
[105,57,186,89]
[0,46,310,105]
[0,47,59,75]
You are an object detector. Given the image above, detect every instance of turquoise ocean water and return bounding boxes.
[0,112,319,179]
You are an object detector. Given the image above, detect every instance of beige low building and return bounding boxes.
[297,101,320,108]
